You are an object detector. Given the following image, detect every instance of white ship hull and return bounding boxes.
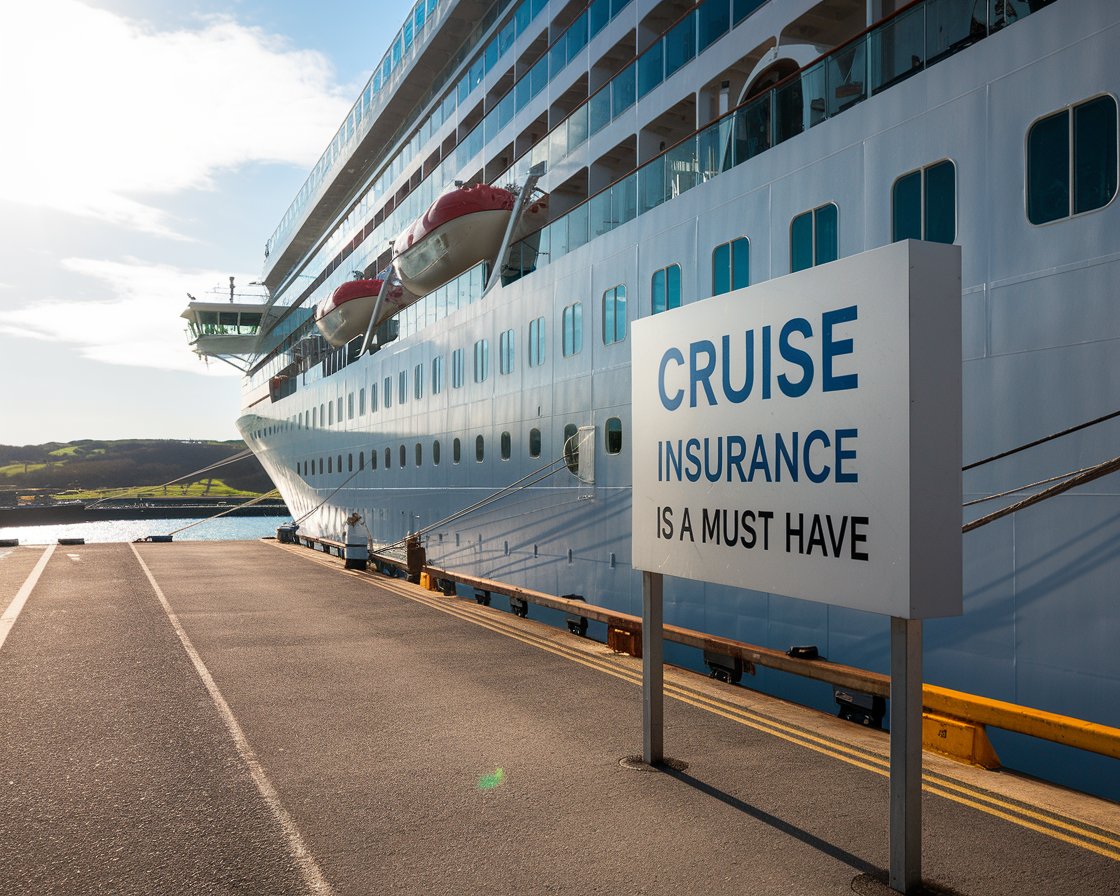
[225,0,1119,800]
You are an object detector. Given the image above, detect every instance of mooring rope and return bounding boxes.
[165,488,282,536]
[963,454,1120,533]
[963,409,1120,471]
[373,454,571,553]
[85,448,257,508]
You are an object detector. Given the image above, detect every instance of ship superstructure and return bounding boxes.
[188,0,1120,799]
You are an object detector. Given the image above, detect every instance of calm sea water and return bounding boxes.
[0,515,293,545]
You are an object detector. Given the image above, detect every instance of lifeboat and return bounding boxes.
[314,279,384,347]
[392,184,515,296]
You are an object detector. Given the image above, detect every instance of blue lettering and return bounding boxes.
[778,317,814,398]
[774,431,799,482]
[761,325,772,399]
[658,347,685,410]
[684,438,702,482]
[835,428,858,483]
[803,429,831,483]
[721,331,754,403]
[749,434,772,482]
[822,306,858,392]
[727,435,748,482]
[689,340,717,408]
[703,437,723,483]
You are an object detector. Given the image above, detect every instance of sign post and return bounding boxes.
[642,570,664,765]
[630,241,962,894]
[890,617,922,892]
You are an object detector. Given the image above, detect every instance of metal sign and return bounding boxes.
[631,240,962,620]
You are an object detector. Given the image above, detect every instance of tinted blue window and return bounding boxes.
[698,0,730,51]
[652,268,668,313]
[790,212,813,272]
[731,238,749,288]
[589,90,611,135]
[924,161,956,244]
[733,0,766,25]
[892,170,922,241]
[638,43,664,99]
[712,244,730,295]
[589,0,610,38]
[1074,97,1117,215]
[567,11,588,58]
[613,63,636,116]
[603,285,627,344]
[1028,110,1069,225]
[665,14,696,77]
[814,204,838,265]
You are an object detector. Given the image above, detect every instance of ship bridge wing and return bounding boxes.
[181,300,268,370]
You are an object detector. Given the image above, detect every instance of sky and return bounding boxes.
[0,0,410,445]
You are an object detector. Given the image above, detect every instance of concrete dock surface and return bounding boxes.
[1,540,1117,895]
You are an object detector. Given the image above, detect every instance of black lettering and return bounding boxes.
[702,508,721,544]
[851,516,869,561]
[680,508,694,542]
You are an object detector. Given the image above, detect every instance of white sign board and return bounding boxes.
[631,241,962,619]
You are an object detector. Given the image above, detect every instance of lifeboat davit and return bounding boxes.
[314,279,383,347]
[393,184,515,296]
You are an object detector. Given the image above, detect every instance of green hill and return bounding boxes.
[0,440,274,498]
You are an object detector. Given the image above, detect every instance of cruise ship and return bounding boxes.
[183,0,1120,798]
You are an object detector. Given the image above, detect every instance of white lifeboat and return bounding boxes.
[392,183,515,296]
[314,279,383,347]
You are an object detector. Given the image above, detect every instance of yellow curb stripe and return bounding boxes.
[273,541,1120,861]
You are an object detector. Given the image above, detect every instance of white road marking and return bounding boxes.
[0,545,56,652]
[67,554,81,562]
[129,544,334,896]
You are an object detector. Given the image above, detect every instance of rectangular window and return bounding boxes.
[791,204,838,272]
[358,388,366,416]
[473,339,489,383]
[712,238,748,295]
[892,161,956,244]
[1029,96,1117,224]
[399,370,407,405]
[432,355,443,394]
[697,0,730,52]
[370,382,379,413]
[383,376,392,408]
[602,285,627,345]
[528,316,545,368]
[562,302,583,357]
[452,348,465,388]
[347,393,354,420]
[414,363,424,399]
[652,264,682,313]
[499,329,514,375]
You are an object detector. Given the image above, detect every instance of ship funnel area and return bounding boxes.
[564,425,596,484]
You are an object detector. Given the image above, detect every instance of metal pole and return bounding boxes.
[642,570,664,765]
[889,616,922,894]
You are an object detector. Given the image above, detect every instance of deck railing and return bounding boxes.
[503,0,1056,282]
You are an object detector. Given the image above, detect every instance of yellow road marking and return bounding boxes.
[273,542,1120,861]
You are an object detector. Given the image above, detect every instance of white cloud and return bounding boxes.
[0,1,355,234]
[0,258,259,374]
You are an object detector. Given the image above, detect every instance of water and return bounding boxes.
[0,515,293,545]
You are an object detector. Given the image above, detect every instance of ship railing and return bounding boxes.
[503,0,1057,283]
[359,553,1120,768]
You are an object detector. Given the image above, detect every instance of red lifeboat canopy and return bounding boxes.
[314,278,384,347]
[394,184,515,254]
[315,278,383,322]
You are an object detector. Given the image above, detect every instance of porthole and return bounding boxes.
[605,417,623,454]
